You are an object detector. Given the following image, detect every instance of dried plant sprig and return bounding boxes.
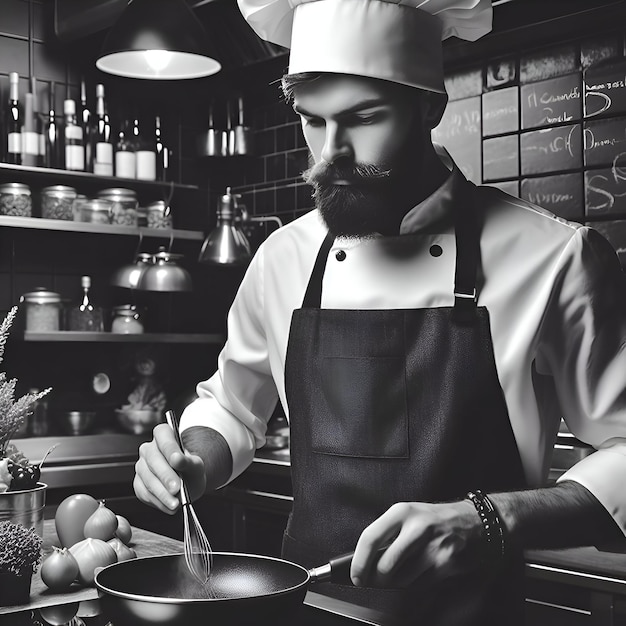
[0,307,52,456]
[0,307,17,368]
[0,520,42,576]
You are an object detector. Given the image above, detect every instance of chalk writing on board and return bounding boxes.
[526,190,574,204]
[483,105,517,124]
[585,153,626,213]
[525,86,580,124]
[521,173,583,220]
[432,97,481,183]
[584,130,626,150]
[521,125,582,175]
[585,87,620,117]
[584,60,626,118]
[521,74,582,129]
[525,126,578,157]
[434,109,481,139]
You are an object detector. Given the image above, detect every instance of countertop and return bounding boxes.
[12,437,626,613]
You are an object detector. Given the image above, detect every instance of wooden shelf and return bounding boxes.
[22,331,224,344]
[0,162,198,191]
[0,215,204,240]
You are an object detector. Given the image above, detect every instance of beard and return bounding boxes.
[302,140,421,239]
[302,160,394,238]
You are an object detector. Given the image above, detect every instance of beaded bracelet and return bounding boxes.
[466,490,506,561]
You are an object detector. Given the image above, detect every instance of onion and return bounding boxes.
[69,538,117,585]
[115,514,133,544]
[107,537,137,562]
[40,546,79,592]
[83,501,118,542]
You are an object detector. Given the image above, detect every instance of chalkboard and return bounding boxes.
[520,124,582,175]
[521,73,582,129]
[521,173,583,220]
[432,96,481,183]
[585,167,626,216]
[583,117,626,167]
[584,58,626,118]
[482,86,519,136]
[486,180,519,197]
[589,220,626,269]
[483,135,519,181]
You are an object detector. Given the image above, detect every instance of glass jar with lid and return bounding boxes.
[111,305,144,334]
[97,188,138,227]
[21,287,62,332]
[41,185,77,220]
[0,183,32,217]
[74,198,112,224]
[146,200,172,229]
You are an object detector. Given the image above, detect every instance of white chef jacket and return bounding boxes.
[181,152,626,536]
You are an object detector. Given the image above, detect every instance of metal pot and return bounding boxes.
[95,551,354,626]
[0,482,46,540]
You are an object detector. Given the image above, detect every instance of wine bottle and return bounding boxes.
[155,115,172,181]
[63,98,85,171]
[115,118,136,178]
[21,92,39,166]
[32,78,45,163]
[80,78,93,171]
[5,72,22,164]
[67,275,104,332]
[44,81,61,169]
[93,84,113,176]
[133,117,156,181]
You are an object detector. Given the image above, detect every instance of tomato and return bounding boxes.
[115,514,132,544]
[40,546,79,592]
[83,501,118,541]
[38,602,79,625]
[107,537,137,562]
[69,538,117,586]
[54,493,99,548]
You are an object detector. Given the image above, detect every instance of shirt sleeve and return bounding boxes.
[536,226,626,535]
[179,243,280,483]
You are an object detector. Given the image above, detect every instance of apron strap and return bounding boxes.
[453,181,480,320]
[302,231,335,308]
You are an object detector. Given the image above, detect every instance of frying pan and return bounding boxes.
[94,550,356,626]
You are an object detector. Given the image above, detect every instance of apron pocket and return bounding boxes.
[315,356,408,458]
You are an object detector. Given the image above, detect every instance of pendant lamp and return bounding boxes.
[198,188,283,266]
[110,252,154,289]
[137,247,193,291]
[96,0,221,80]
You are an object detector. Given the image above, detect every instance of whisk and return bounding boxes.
[164,409,213,586]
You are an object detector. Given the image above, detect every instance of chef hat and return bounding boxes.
[237,0,492,93]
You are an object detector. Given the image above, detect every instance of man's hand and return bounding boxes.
[133,423,207,514]
[350,500,484,588]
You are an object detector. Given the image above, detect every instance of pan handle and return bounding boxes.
[309,546,388,585]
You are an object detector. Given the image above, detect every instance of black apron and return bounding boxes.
[283,184,527,625]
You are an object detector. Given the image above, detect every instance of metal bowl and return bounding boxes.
[115,408,163,435]
[59,410,97,436]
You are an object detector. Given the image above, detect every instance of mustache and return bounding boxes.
[302,161,391,187]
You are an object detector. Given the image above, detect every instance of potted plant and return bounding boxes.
[0,520,42,605]
[0,306,53,538]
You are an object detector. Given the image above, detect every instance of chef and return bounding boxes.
[134,1,626,623]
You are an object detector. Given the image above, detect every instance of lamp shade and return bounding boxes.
[137,248,193,291]
[96,0,221,80]
[110,252,154,289]
[198,223,252,265]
